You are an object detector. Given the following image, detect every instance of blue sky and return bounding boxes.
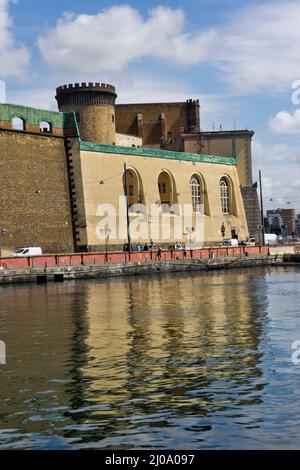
[0,0,300,211]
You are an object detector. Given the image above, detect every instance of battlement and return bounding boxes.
[56,82,116,94]
[186,99,200,105]
[56,82,117,109]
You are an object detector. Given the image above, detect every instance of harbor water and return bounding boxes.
[0,267,300,449]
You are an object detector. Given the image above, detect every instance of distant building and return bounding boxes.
[267,208,296,237]
[296,214,300,236]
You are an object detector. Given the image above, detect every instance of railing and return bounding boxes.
[0,246,271,270]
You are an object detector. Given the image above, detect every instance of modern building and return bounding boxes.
[296,214,300,236]
[267,208,296,237]
[0,82,251,253]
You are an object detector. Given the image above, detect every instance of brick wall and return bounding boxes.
[116,102,200,145]
[0,130,74,252]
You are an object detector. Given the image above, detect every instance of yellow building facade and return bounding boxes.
[69,142,249,250]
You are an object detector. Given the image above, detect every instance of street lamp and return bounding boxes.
[186,227,195,250]
[221,222,226,239]
[100,227,112,263]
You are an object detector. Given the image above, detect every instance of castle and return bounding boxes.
[0,82,260,253]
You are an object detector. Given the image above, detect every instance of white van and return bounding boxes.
[264,234,278,245]
[12,247,43,257]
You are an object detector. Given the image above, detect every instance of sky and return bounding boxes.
[0,0,300,212]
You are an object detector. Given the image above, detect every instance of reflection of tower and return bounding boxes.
[55,82,117,144]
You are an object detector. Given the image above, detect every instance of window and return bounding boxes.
[39,121,52,133]
[158,171,174,208]
[112,114,115,123]
[190,175,201,212]
[159,182,166,194]
[220,178,230,214]
[12,117,25,130]
[123,168,144,208]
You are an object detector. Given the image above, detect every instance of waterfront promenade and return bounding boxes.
[0,245,297,286]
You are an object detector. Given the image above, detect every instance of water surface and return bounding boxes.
[0,267,300,449]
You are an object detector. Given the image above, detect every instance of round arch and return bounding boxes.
[123,166,144,208]
[219,175,235,215]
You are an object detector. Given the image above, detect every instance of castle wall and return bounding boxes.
[115,101,200,145]
[77,145,249,250]
[0,130,74,252]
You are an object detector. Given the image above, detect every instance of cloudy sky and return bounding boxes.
[0,0,300,212]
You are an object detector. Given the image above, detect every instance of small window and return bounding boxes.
[12,117,25,131]
[39,121,52,133]
[112,114,115,123]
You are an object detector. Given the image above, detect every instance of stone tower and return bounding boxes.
[55,82,117,144]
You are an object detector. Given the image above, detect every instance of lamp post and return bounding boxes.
[259,170,265,245]
[186,226,195,252]
[100,227,112,263]
[124,163,131,258]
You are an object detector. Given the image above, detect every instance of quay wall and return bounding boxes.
[0,255,277,286]
[0,246,270,270]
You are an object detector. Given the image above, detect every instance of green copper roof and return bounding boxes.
[80,141,236,165]
[0,103,77,129]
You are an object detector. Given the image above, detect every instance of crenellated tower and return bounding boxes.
[55,82,117,144]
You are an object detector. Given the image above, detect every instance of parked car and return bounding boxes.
[168,243,185,251]
[219,239,239,247]
[123,243,143,252]
[246,237,256,246]
[12,247,43,257]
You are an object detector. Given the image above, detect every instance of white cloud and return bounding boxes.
[6,87,57,110]
[38,5,216,74]
[252,139,300,211]
[37,1,300,95]
[215,1,300,93]
[269,109,300,134]
[0,0,30,78]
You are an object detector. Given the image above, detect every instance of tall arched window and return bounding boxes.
[11,117,25,131]
[190,175,201,212]
[220,178,230,214]
[158,171,173,211]
[123,167,144,209]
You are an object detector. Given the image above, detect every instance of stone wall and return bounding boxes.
[115,101,200,145]
[0,130,74,252]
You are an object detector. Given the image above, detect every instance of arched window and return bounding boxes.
[220,178,230,214]
[11,117,25,131]
[39,121,52,133]
[123,168,144,209]
[158,171,173,211]
[190,175,201,212]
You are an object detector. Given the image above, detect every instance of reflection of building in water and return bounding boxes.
[81,271,269,419]
[0,271,270,445]
[0,283,88,435]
